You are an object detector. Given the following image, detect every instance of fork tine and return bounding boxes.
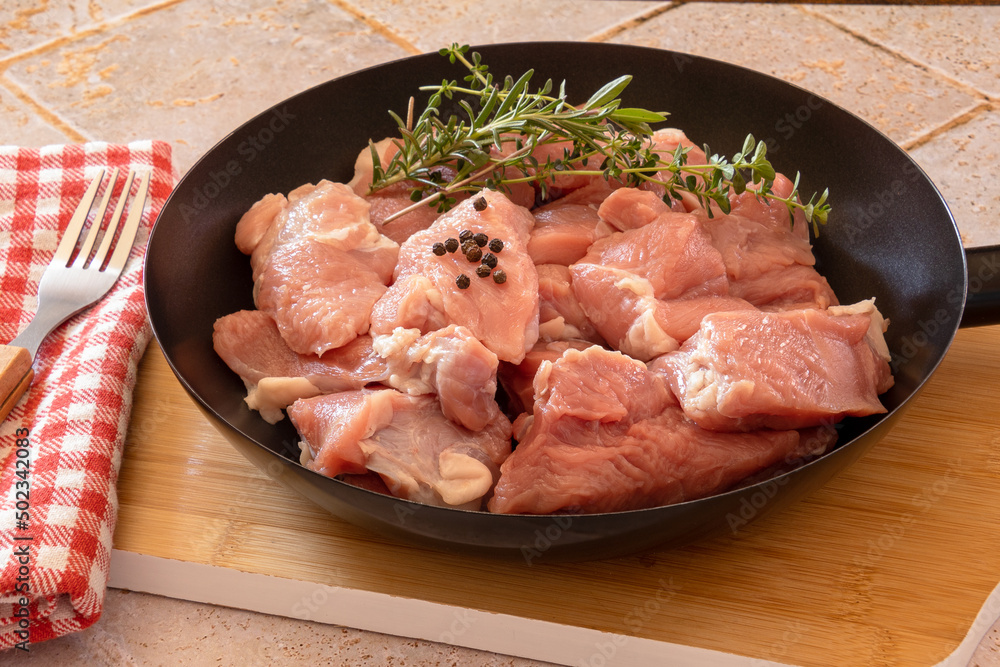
[105,172,149,274]
[92,170,135,268]
[54,169,105,265]
[72,167,120,268]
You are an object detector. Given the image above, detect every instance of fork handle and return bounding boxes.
[0,346,34,422]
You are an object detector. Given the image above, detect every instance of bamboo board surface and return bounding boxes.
[114,325,1000,667]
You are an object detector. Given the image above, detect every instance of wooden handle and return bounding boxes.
[0,345,34,422]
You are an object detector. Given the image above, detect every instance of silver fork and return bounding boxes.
[0,168,150,420]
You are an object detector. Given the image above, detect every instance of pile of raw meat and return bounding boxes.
[214,128,894,515]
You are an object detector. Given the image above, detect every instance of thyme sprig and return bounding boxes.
[369,44,830,235]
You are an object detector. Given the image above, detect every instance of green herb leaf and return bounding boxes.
[370,45,832,234]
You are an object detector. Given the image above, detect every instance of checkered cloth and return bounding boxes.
[0,141,173,649]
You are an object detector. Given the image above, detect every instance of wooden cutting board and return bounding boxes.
[113,324,1000,667]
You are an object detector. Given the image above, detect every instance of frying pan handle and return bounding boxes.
[961,244,1000,328]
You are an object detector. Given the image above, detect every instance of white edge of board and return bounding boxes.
[108,549,796,667]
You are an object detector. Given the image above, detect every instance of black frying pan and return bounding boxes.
[144,43,1000,563]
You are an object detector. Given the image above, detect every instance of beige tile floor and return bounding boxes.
[2,1,999,665]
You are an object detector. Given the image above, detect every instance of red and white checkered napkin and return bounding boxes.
[0,141,173,649]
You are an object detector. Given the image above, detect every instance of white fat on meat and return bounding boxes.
[624,308,679,362]
[651,302,895,432]
[828,298,891,362]
[373,325,501,432]
[537,317,586,342]
[244,377,323,424]
[288,389,512,509]
[237,181,400,356]
[536,264,604,345]
[213,310,392,423]
[569,190,754,360]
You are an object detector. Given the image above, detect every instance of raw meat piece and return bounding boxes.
[591,190,729,300]
[546,179,620,208]
[650,128,708,167]
[536,264,604,344]
[256,238,393,356]
[595,188,666,232]
[528,201,602,266]
[347,138,446,243]
[215,311,500,430]
[213,310,390,423]
[700,174,838,310]
[370,189,540,363]
[652,300,894,432]
[489,346,817,514]
[289,389,512,509]
[645,128,710,212]
[241,181,396,282]
[347,137,396,196]
[570,263,755,360]
[236,181,399,354]
[235,192,286,255]
[374,325,501,432]
[700,198,816,282]
[726,173,810,244]
[569,194,751,359]
[492,137,605,202]
[237,181,399,355]
[525,346,673,421]
[728,263,838,311]
[365,196,444,245]
[733,424,839,489]
[497,339,596,415]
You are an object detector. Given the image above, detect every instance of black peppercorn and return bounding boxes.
[444,238,459,253]
[465,246,483,262]
[456,274,471,289]
[476,264,491,278]
[481,252,497,269]
[431,242,446,256]
[473,196,488,211]
[459,229,473,242]
[492,269,507,284]
[488,238,503,253]
[473,232,488,247]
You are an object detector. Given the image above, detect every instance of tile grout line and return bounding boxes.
[900,100,996,153]
[0,74,90,144]
[0,0,185,148]
[326,0,422,56]
[794,4,999,155]
[0,0,187,70]
[586,1,679,43]
[795,4,993,104]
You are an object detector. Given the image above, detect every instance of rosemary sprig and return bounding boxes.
[370,44,830,236]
